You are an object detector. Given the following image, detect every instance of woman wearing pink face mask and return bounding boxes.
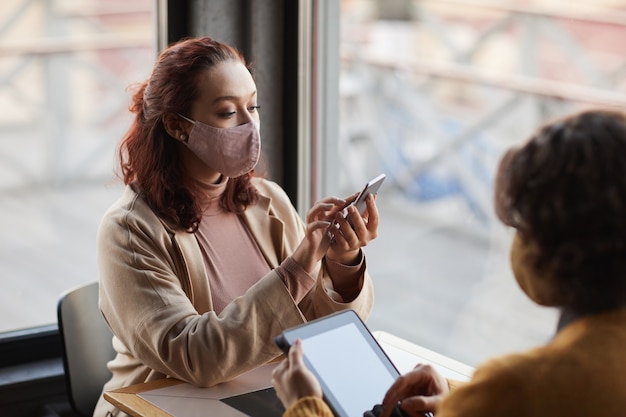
[93,36,377,417]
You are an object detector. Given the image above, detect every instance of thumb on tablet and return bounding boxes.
[289,338,304,367]
[274,338,323,408]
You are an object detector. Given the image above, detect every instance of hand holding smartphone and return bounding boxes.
[345,173,386,228]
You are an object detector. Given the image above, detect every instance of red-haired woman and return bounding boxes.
[94,36,377,417]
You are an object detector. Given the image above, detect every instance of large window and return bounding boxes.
[0,0,154,333]
[332,0,626,365]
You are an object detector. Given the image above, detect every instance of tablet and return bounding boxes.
[275,310,399,417]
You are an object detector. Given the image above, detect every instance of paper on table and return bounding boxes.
[137,364,275,417]
[140,363,275,400]
[138,394,247,417]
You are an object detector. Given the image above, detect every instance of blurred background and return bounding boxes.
[0,0,154,333]
[335,0,626,366]
[2,0,626,368]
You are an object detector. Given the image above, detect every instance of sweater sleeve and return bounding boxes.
[446,378,468,391]
[275,256,317,304]
[283,397,334,417]
[323,253,365,302]
[438,357,528,417]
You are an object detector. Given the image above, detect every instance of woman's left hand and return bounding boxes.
[272,339,322,410]
[326,193,379,265]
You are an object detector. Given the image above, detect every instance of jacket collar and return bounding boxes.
[239,194,285,269]
[135,184,286,310]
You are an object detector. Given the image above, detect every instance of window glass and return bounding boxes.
[337,0,626,365]
[0,0,154,333]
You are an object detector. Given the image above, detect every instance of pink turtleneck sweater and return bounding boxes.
[194,177,355,314]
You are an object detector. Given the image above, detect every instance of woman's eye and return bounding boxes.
[217,106,259,118]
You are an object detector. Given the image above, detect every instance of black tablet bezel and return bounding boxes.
[275,309,400,417]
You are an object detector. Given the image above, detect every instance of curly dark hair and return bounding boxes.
[495,109,626,313]
[118,37,259,231]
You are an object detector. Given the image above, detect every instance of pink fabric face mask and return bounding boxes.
[178,114,261,178]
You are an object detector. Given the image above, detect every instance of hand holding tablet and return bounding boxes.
[274,310,434,417]
[271,339,323,410]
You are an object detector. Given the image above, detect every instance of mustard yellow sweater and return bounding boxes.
[284,397,334,417]
[283,308,626,417]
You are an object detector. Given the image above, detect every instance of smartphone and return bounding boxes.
[346,173,386,228]
[351,173,386,214]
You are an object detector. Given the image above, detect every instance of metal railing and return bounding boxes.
[339,0,626,226]
[0,0,153,190]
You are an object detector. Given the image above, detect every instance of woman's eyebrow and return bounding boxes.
[212,91,257,105]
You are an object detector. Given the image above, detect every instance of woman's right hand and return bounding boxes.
[291,196,347,273]
[380,364,449,417]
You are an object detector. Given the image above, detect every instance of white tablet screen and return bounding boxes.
[298,322,397,416]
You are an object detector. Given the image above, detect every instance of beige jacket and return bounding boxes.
[94,178,374,417]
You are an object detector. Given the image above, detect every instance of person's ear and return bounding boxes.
[163,113,190,143]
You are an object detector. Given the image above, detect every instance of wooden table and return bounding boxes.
[104,378,184,417]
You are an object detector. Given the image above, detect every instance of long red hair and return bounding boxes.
[118,37,259,231]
